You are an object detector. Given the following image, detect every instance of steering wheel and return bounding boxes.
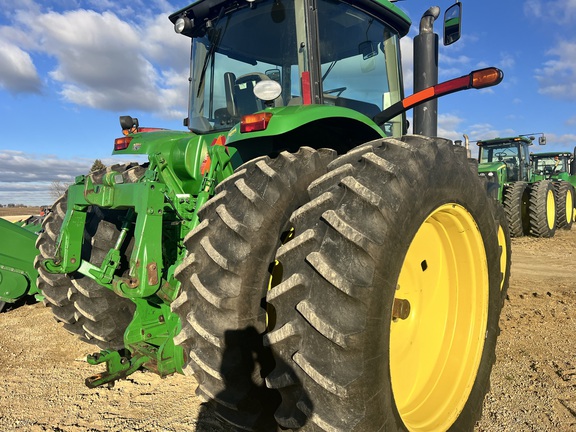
[494,151,507,160]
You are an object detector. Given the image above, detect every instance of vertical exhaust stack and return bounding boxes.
[464,134,471,158]
[413,6,440,137]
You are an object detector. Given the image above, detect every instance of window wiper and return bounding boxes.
[196,7,228,98]
[322,60,337,82]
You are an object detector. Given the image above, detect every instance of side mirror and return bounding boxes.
[265,68,281,83]
[539,136,546,145]
[444,2,462,46]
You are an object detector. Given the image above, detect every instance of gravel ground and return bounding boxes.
[0,226,574,431]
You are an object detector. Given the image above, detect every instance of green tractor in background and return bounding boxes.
[530,149,576,229]
[477,134,558,238]
[35,0,509,430]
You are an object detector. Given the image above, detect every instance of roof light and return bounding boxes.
[174,16,193,34]
[120,115,138,135]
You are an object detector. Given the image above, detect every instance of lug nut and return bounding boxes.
[392,298,411,320]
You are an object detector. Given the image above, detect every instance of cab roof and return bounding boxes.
[169,0,411,38]
[531,151,572,158]
[477,136,533,146]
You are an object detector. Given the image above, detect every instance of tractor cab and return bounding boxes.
[170,0,410,137]
[531,152,572,179]
[477,136,534,183]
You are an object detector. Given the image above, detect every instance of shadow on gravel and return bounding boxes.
[197,326,312,432]
[0,296,39,313]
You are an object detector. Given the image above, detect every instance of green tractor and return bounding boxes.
[531,150,576,229]
[0,217,42,312]
[35,0,509,430]
[477,135,557,238]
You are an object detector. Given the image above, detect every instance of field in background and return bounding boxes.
[0,207,42,216]
[0,207,43,222]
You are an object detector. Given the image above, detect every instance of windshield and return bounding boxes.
[533,156,567,175]
[479,144,521,164]
[186,0,403,134]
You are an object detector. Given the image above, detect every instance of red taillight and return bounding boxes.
[138,127,165,132]
[240,112,273,133]
[114,136,132,151]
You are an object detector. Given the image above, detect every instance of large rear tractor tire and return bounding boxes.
[554,181,574,230]
[36,164,142,349]
[503,181,530,237]
[172,147,335,431]
[528,180,557,238]
[265,136,503,431]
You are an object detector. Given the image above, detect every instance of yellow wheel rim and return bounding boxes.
[546,189,555,230]
[390,204,489,431]
[497,223,507,292]
[565,189,573,225]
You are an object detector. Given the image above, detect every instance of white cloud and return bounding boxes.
[524,0,543,18]
[0,150,93,184]
[543,132,576,148]
[0,150,146,205]
[437,113,465,142]
[38,10,165,109]
[524,0,576,24]
[498,52,516,69]
[466,124,515,142]
[536,40,576,100]
[2,2,190,119]
[0,41,41,93]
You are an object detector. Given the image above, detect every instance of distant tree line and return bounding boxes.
[49,159,106,201]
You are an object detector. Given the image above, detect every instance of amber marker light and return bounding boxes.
[374,67,504,126]
[240,112,273,133]
[471,67,504,89]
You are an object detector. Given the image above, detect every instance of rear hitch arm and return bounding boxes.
[85,349,148,388]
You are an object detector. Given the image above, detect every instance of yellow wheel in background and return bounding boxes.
[546,189,555,230]
[553,182,574,230]
[528,180,557,237]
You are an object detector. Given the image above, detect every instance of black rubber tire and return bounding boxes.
[36,164,142,349]
[172,147,336,431]
[554,181,574,230]
[503,181,530,237]
[0,301,6,313]
[528,180,557,238]
[265,136,503,431]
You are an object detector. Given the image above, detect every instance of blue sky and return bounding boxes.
[1,0,575,205]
